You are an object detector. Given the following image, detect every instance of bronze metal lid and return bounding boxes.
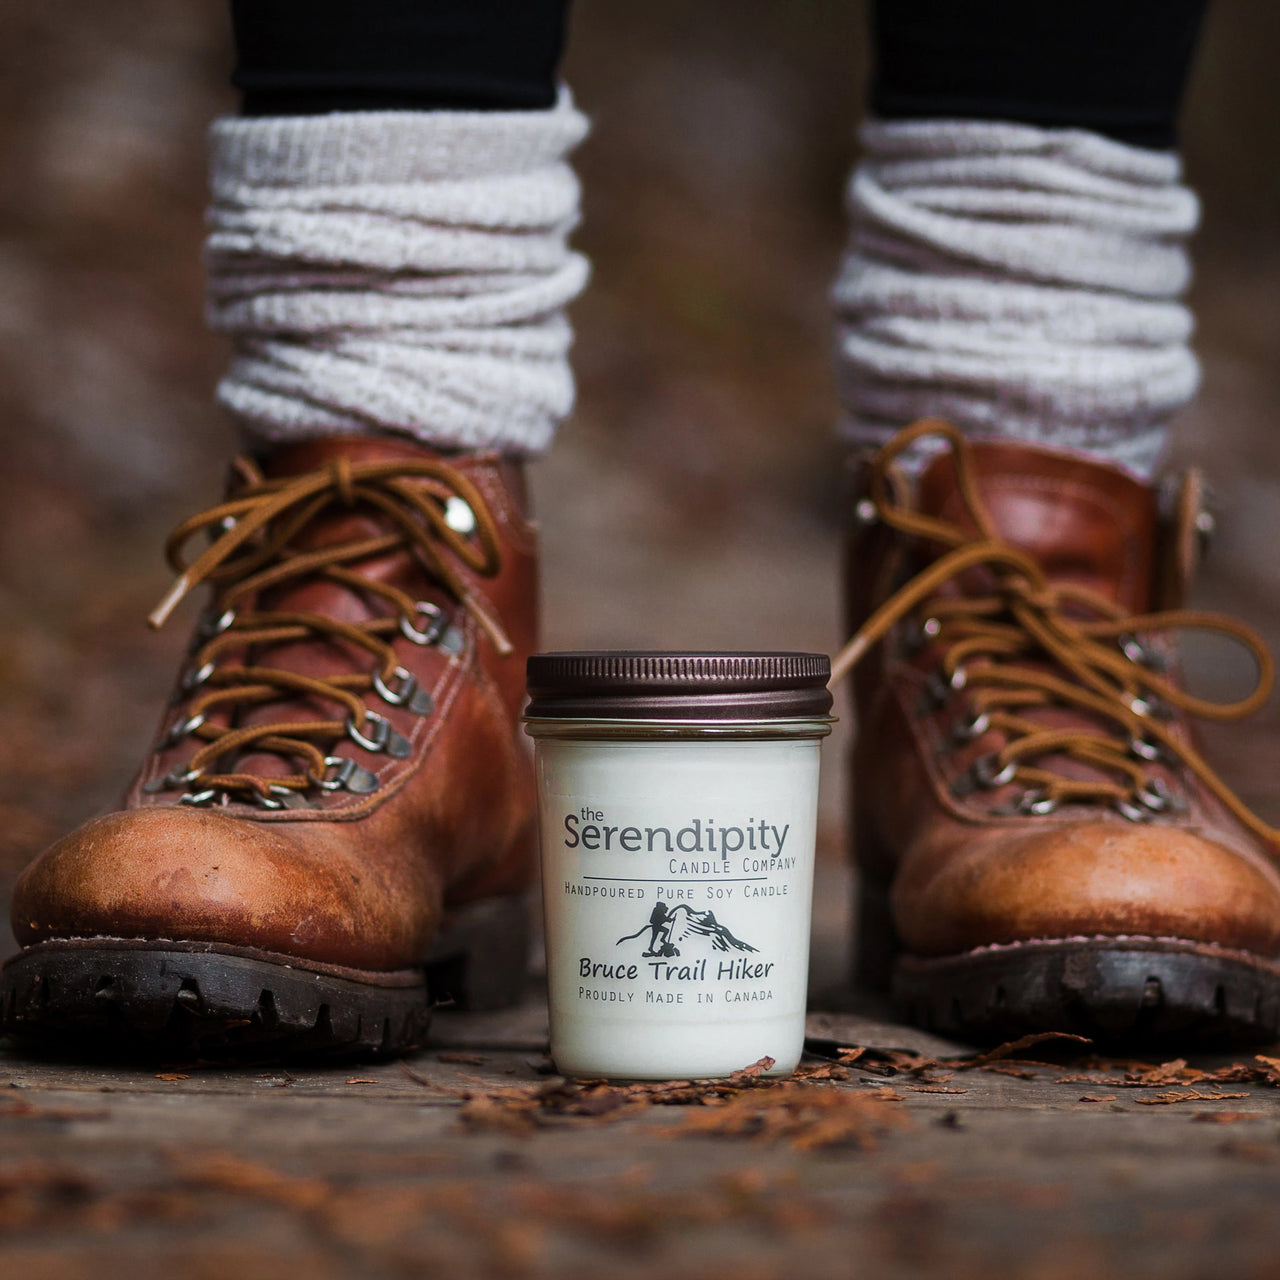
[525,651,833,721]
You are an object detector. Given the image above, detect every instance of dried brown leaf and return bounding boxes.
[1134,1090,1251,1106]
[964,1032,1092,1068]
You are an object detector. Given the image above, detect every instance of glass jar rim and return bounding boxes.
[523,715,835,742]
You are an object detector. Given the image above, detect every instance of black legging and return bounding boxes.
[230,0,574,115]
[231,0,1208,149]
[871,0,1210,150]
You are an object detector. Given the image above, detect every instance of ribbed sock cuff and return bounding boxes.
[206,90,589,456]
[834,118,1200,479]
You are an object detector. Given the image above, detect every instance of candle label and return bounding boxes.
[535,738,822,1076]
[542,791,814,1020]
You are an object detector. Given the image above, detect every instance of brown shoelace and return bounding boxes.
[144,454,509,807]
[830,420,1278,845]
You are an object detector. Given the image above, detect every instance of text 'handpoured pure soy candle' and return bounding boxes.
[524,652,833,1080]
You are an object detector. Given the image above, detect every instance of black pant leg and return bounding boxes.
[871,0,1209,148]
[231,0,574,115]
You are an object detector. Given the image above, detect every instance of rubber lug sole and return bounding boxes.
[0,895,531,1061]
[893,937,1280,1048]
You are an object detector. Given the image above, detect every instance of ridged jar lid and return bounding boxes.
[525,651,833,721]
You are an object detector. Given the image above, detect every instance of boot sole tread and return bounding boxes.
[892,937,1280,1047]
[0,895,531,1061]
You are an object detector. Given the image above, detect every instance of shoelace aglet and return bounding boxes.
[148,573,195,630]
[462,590,513,657]
[829,634,870,687]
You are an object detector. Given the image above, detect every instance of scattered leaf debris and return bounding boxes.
[442,1056,910,1149]
[822,1036,1280,1106]
[388,1031,1280,1158]
[828,1031,1092,1085]
[155,1074,189,1082]
[671,1087,909,1152]
[1193,1111,1259,1124]
[345,1079,379,1086]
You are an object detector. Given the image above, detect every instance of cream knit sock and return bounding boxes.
[833,119,1201,478]
[206,92,589,456]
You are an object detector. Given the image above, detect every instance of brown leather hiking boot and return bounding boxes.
[837,420,1280,1045]
[2,436,539,1056]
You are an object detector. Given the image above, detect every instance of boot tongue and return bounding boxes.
[248,435,450,626]
[260,434,442,479]
[917,439,1159,613]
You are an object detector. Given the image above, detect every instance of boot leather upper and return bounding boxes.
[849,434,1280,961]
[11,437,538,973]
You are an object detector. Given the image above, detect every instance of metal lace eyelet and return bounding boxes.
[1114,796,1152,823]
[1120,634,1149,666]
[903,616,942,656]
[993,788,1059,817]
[1195,509,1216,548]
[163,763,200,789]
[347,710,391,752]
[346,710,413,758]
[1120,633,1169,674]
[972,754,1017,789]
[920,670,953,712]
[374,667,435,716]
[200,608,237,638]
[854,498,878,526]
[308,755,380,795]
[948,665,968,692]
[262,784,315,811]
[178,788,218,807]
[182,662,216,693]
[374,666,417,706]
[951,711,991,745]
[1129,736,1163,762]
[1020,790,1059,816]
[162,712,206,748]
[309,756,349,791]
[1128,693,1172,720]
[247,790,285,810]
[1137,776,1182,814]
[400,602,446,646]
[443,496,476,535]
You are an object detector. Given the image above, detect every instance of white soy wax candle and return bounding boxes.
[524,652,833,1080]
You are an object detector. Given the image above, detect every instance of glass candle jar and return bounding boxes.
[524,652,834,1080]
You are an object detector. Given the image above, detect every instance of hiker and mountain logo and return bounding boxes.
[616,902,758,959]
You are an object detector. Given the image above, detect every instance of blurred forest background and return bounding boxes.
[1,0,1279,926]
